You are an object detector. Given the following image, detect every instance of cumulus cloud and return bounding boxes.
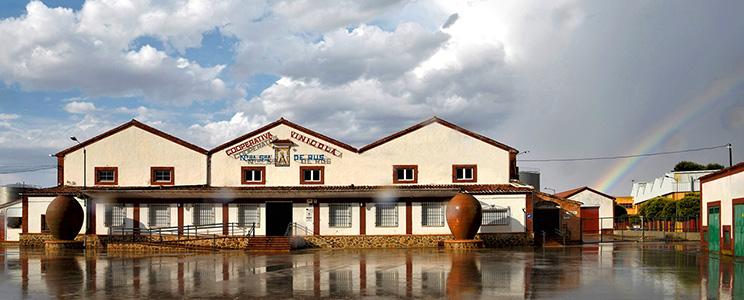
[64,101,96,114]
[0,1,236,105]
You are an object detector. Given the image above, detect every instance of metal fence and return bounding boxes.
[576,216,700,243]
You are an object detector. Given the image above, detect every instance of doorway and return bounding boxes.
[534,201,560,238]
[581,207,599,234]
[709,206,720,252]
[266,202,293,236]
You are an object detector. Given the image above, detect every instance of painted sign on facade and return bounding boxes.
[238,154,273,164]
[225,132,276,158]
[294,154,332,164]
[290,131,343,158]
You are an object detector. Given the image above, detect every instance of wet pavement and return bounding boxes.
[0,242,739,299]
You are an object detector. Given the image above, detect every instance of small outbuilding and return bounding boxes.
[556,187,615,235]
[700,162,744,256]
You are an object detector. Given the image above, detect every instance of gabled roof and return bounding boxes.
[555,186,615,200]
[209,118,358,154]
[55,120,208,156]
[700,161,744,183]
[358,117,517,153]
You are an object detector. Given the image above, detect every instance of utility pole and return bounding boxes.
[728,143,733,167]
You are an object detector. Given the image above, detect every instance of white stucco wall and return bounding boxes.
[210,122,512,186]
[475,194,527,233]
[569,190,614,230]
[701,170,744,230]
[318,203,360,235]
[411,201,449,235]
[365,202,406,235]
[64,126,207,187]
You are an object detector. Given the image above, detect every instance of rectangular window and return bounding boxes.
[452,164,477,183]
[482,208,509,226]
[375,203,399,227]
[94,167,118,185]
[150,167,174,185]
[393,165,418,184]
[6,217,22,229]
[241,166,265,185]
[148,205,171,228]
[105,204,126,227]
[300,166,324,184]
[422,202,445,227]
[41,215,48,232]
[238,204,260,227]
[193,204,215,226]
[329,203,352,228]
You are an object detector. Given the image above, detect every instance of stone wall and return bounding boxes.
[303,233,531,249]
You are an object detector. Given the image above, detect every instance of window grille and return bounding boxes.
[149,205,171,227]
[329,203,352,228]
[375,203,398,227]
[193,204,215,226]
[97,170,115,182]
[238,204,260,227]
[105,204,126,227]
[154,170,172,182]
[422,202,444,227]
[482,208,509,225]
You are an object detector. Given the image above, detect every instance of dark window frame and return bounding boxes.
[94,166,118,185]
[241,166,266,185]
[150,166,175,185]
[452,164,477,183]
[392,165,418,184]
[300,166,325,185]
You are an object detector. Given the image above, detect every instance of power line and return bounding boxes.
[0,165,56,174]
[520,144,730,162]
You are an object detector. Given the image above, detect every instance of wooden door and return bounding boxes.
[581,207,599,234]
[735,204,744,256]
[709,206,720,252]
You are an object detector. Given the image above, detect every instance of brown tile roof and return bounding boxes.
[23,184,533,197]
[534,191,584,206]
[55,119,208,156]
[555,186,615,200]
[700,161,744,183]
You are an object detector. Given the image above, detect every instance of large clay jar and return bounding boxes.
[446,193,482,240]
[46,195,84,240]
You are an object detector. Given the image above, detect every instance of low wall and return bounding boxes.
[303,233,532,249]
[21,232,533,250]
[613,230,700,241]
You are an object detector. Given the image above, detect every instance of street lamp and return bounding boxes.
[71,136,90,242]
[664,174,679,199]
[544,187,556,194]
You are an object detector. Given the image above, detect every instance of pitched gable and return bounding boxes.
[55,120,207,157]
[358,117,517,153]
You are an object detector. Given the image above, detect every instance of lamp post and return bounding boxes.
[543,187,555,194]
[664,174,679,200]
[71,136,89,245]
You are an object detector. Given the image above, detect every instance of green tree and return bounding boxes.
[660,201,677,219]
[639,197,668,219]
[614,204,628,217]
[676,194,701,219]
[705,163,724,170]
[673,161,724,171]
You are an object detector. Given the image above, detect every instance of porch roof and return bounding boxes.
[22,184,533,200]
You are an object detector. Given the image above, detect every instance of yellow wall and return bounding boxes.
[615,196,637,215]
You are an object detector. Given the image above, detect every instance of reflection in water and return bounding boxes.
[0,243,738,298]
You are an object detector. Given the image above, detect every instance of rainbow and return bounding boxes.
[594,70,743,193]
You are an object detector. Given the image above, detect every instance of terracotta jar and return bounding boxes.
[46,195,84,240]
[446,193,482,240]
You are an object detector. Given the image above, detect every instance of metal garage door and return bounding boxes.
[581,207,599,234]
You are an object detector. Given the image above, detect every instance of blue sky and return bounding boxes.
[0,0,742,195]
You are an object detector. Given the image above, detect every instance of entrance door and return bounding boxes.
[709,206,720,252]
[534,208,560,237]
[581,207,599,234]
[266,202,293,236]
[735,205,744,256]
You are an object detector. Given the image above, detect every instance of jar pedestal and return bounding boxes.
[443,239,483,250]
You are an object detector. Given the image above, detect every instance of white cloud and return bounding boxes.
[0,113,19,120]
[64,101,96,114]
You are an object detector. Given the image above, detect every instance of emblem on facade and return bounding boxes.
[272,140,296,167]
